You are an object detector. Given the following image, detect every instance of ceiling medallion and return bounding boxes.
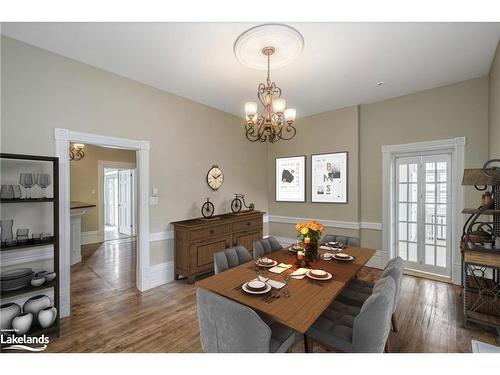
[234,24,303,143]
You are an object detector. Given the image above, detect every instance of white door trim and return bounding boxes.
[54,128,150,317]
[382,137,465,285]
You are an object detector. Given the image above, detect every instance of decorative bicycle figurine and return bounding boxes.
[230,193,255,214]
[201,197,215,218]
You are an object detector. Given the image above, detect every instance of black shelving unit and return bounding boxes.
[0,152,60,342]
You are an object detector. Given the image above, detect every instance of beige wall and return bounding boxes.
[266,106,359,239]
[266,78,489,251]
[70,144,136,232]
[489,41,500,159]
[1,36,269,265]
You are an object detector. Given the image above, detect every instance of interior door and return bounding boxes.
[104,172,117,226]
[395,154,451,277]
[118,169,133,236]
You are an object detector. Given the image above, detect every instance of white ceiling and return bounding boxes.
[2,23,500,118]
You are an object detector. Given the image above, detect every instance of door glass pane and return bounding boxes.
[408,203,418,222]
[408,223,417,242]
[409,164,418,182]
[436,204,446,217]
[426,183,435,203]
[409,183,418,202]
[437,183,447,203]
[399,164,407,183]
[425,245,435,265]
[399,203,408,222]
[425,204,435,223]
[436,246,446,267]
[399,183,407,202]
[436,225,446,247]
[425,224,435,244]
[437,162,447,182]
[408,242,418,262]
[398,241,407,260]
[399,222,408,240]
[426,162,435,182]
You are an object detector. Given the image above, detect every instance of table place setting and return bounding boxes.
[268,263,293,274]
[331,253,355,261]
[255,256,278,268]
[305,269,333,281]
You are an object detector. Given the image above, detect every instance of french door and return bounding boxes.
[395,154,451,276]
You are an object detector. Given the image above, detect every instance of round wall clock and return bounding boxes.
[206,165,224,191]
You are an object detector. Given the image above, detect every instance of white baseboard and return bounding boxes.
[147,261,175,289]
[81,230,104,245]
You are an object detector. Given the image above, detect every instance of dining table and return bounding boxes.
[195,245,376,333]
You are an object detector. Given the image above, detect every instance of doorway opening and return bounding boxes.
[103,167,136,241]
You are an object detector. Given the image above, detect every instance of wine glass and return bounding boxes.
[19,173,35,199]
[36,173,51,198]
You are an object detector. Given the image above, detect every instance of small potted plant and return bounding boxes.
[295,220,325,263]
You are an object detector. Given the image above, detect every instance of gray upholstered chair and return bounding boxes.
[196,288,295,353]
[305,276,396,353]
[253,236,282,260]
[322,234,360,247]
[213,245,252,274]
[339,257,404,332]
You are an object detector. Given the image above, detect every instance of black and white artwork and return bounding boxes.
[275,156,305,202]
[311,152,347,203]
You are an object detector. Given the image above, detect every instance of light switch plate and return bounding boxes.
[152,188,159,197]
[149,196,159,205]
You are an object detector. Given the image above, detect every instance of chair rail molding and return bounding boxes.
[382,137,465,285]
[268,215,382,231]
[55,128,151,317]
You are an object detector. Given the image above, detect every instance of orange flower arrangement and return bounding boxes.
[295,220,325,241]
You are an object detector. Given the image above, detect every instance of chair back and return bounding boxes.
[253,236,282,259]
[381,257,404,313]
[213,246,252,274]
[322,234,360,247]
[352,276,395,353]
[196,288,272,352]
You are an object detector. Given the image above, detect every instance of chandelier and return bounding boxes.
[243,46,297,143]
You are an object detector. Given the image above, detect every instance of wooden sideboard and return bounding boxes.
[172,210,264,282]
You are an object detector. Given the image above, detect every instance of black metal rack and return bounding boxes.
[0,152,60,343]
[460,159,500,336]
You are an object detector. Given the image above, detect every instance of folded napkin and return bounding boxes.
[257,276,269,282]
[290,267,310,279]
[267,279,285,289]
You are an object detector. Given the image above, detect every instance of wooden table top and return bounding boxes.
[196,246,376,333]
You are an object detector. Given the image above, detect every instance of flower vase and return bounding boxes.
[305,238,319,264]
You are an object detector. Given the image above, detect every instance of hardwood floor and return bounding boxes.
[46,241,499,352]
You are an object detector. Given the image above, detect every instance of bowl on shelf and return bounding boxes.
[23,294,51,323]
[44,272,56,282]
[0,268,35,291]
[30,276,46,287]
[38,306,57,328]
[12,312,33,335]
[0,302,21,330]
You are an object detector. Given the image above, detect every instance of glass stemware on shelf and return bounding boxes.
[36,173,51,198]
[19,173,35,199]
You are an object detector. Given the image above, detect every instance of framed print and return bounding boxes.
[275,155,306,202]
[311,152,348,203]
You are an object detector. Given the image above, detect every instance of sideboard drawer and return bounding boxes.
[232,217,262,232]
[190,224,230,241]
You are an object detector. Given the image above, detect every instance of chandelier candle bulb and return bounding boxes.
[272,98,286,114]
[284,108,296,124]
[245,102,258,118]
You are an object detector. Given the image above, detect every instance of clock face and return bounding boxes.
[207,166,224,191]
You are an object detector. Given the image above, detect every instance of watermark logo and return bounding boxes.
[1,330,49,352]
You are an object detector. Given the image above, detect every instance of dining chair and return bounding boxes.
[305,276,396,353]
[196,287,296,353]
[338,257,404,332]
[322,234,360,247]
[253,236,282,259]
[213,245,252,274]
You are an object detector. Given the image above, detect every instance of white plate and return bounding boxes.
[332,254,354,261]
[256,260,278,268]
[306,270,333,281]
[242,282,272,294]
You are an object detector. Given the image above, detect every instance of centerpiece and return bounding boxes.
[295,220,325,264]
